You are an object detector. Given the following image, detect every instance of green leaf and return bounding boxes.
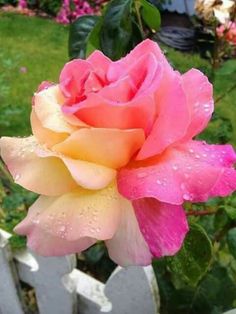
[84,243,106,263]
[214,208,229,230]
[68,15,100,60]
[168,224,213,287]
[86,17,103,57]
[227,228,236,259]
[224,205,236,220]
[216,60,236,76]
[140,0,161,31]
[100,0,133,60]
[154,261,236,314]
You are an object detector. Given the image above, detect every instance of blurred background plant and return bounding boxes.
[0,0,236,313]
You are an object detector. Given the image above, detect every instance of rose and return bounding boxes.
[195,0,235,24]
[217,22,236,45]
[1,40,236,266]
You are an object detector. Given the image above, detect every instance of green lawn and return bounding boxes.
[0,12,68,136]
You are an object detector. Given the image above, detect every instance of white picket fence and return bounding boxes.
[1,228,236,314]
[0,228,160,314]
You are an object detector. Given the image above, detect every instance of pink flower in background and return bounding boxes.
[56,0,105,24]
[217,22,236,45]
[19,66,27,73]
[18,0,27,9]
[1,40,236,266]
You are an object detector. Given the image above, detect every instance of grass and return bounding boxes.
[0,12,235,249]
[0,12,68,136]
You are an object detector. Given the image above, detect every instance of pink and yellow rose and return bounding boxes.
[1,40,236,266]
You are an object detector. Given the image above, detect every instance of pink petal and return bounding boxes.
[107,39,171,82]
[136,73,190,159]
[15,183,122,250]
[27,232,95,257]
[181,69,214,140]
[87,50,111,81]
[59,59,92,100]
[105,198,152,266]
[133,198,189,257]
[118,141,236,205]
[52,127,145,169]
[63,92,156,132]
[98,76,137,103]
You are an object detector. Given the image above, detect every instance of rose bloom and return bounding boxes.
[217,22,236,45]
[1,40,236,266]
[195,0,235,24]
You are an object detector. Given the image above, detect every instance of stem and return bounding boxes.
[0,159,12,182]
[211,21,220,81]
[186,209,217,216]
[134,0,144,38]
[215,82,236,104]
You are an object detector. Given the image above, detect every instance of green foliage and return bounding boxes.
[69,15,100,59]
[100,0,133,60]
[227,228,236,259]
[216,59,236,76]
[140,0,161,31]
[167,224,213,287]
[68,0,160,60]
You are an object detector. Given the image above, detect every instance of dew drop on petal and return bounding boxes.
[137,172,147,178]
[15,174,21,181]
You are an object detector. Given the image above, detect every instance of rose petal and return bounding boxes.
[105,198,152,266]
[137,73,190,159]
[31,109,68,147]
[35,141,117,190]
[181,69,213,141]
[0,136,77,195]
[34,85,76,134]
[133,198,189,257]
[63,92,156,132]
[61,158,116,190]
[14,196,96,256]
[15,182,122,242]
[52,128,145,169]
[118,141,236,205]
[87,50,111,82]
[107,39,171,82]
[59,59,92,100]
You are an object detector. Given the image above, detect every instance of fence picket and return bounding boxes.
[0,234,25,314]
[0,229,160,314]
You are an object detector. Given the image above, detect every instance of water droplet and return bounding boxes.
[180,183,185,191]
[156,179,162,185]
[202,153,207,157]
[195,154,200,159]
[59,225,66,232]
[172,164,178,171]
[137,172,147,178]
[15,174,21,181]
[189,148,194,153]
[183,193,191,200]
[96,227,100,233]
